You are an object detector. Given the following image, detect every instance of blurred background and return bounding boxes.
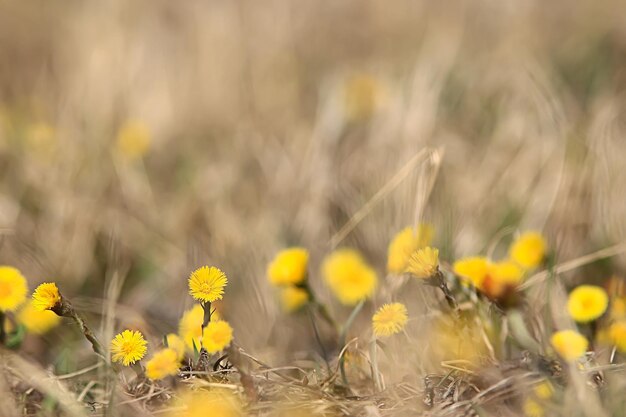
[1,0,626,383]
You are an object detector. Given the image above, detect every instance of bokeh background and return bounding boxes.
[2,0,626,396]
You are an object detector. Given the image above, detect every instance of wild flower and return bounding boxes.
[453,257,489,288]
[406,247,439,279]
[17,301,61,335]
[110,329,148,366]
[387,224,433,274]
[267,248,309,286]
[608,320,626,353]
[567,285,608,323]
[533,380,554,400]
[165,333,186,360]
[342,73,386,121]
[372,303,408,337]
[322,249,377,305]
[550,330,588,361]
[0,266,28,312]
[116,120,151,159]
[32,282,61,311]
[509,231,546,269]
[188,266,228,303]
[523,398,545,417]
[280,286,309,312]
[481,260,523,299]
[145,348,180,380]
[203,320,233,354]
[179,304,221,350]
[167,389,242,417]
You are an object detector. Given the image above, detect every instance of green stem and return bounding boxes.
[70,310,105,357]
[306,305,331,371]
[339,299,365,387]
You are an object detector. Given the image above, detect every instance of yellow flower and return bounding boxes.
[406,247,439,279]
[567,285,608,323]
[322,249,377,305]
[17,301,61,334]
[32,282,61,311]
[145,348,180,380]
[387,225,433,274]
[116,120,151,159]
[188,266,228,303]
[203,320,233,354]
[611,297,626,320]
[179,304,221,351]
[608,320,626,352]
[533,381,554,400]
[550,330,588,361]
[280,286,309,312]
[372,303,408,337]
[166,333,186,360]
[343,73,386,120]
[267,248,309,286]
[0,266,28,312]
[167,389,242,417]
[481,260,524,299]
[509,232,547,269]
[453,257,489,288]
[523,398,545,417]
[110,330,148,366]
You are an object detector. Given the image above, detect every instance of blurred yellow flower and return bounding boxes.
[523,398,545,417]
[611,297,626,320]
[533,380,554,400]
[280,286,309,313]
[110,330,148,366]
[550,330,588,361]
[146,348,180,380]
[25,122,56,154]
[406,247,439,279]
[431,316,486,364]
[203,320,233,354]
[179,304,221,351]
[567,285,608,323]
[32,282,61,311]
[17,301,61,334]
[509,232,546,269]
[167,389,242,417]
[166,333,186,360]
[322,249,377,305]
[189,266,227,303]
[116,120,151,159]
[608,320,626,352]
[453,257,489,288]
[372,303,408,337]
[481,260,524,299]
[0,266,28,312]
[267,248,309,286]
[387,224,433,274]
[343,73,386,120]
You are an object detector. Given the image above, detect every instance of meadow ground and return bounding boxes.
[2,1,626,416]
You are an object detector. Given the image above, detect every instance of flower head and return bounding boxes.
[267,248,309,286]
[145,348,180,380]
[533,381,554,400]
[167,389,242,417]
[322,249,377,305]
[387,225,433,274]
[32,282,61,311]
[116,120,151,159]
[372,303,408,337]
[509,232,546,269]
[406,247,439,279]
[0,266,28,312]
[343,73,387,120]
[179,304,221,351]
[608,320,626,352]
[453,256,489,288]
[203,320,234,354]
[550,330,588,361]
[481,260,524,299]
[280,286,309,313]
[110,330,148,366]
[567,285,608,323]
[523,398,545,417]
[188,266,228,303]
[17,301,61,334]
[165,333,186,360]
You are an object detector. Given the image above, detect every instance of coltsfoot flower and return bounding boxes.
[608,320,626,352]
[481,260,524,299]
[453,256,489,288]
[32,282,61,311]
[110,330,148,366]
[145,348,180,380]
[523,398,545,417]
[509,232,547,269]
[188,266,228,303]
[322,249,377,305]
[372,303,408,337]
[167,389,242,417]
[387,224,433,274]
[0,266,28,312]
[567,285,608,323]
[280,286,309,312]
[203,320,233,354]
[165,333,186,360]
[550,330,588,361]
[179,304,220,350]
[267,248,309,286]
[17,301,61,334]
[406,247,439,279]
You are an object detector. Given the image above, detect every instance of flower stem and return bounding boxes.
[435,270,457,312]
[339,299,365,387]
